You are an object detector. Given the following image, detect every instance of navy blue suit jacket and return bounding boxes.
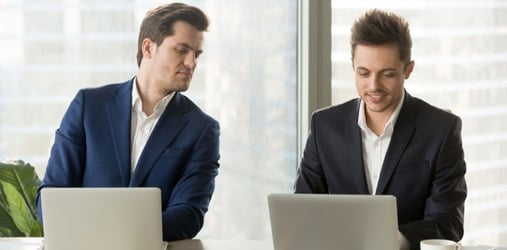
[295,91,466,249]
[36,78,220,241]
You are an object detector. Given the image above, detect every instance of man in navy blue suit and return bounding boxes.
[294,9,466,250]
[36,3,220,241]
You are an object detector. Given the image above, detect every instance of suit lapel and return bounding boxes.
[375,92,416,194]
[106,80,134,186]
[129,92,189,187]
[344,100,370,194]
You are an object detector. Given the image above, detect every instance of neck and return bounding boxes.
[135,74,167,116]
[365,110,392,136]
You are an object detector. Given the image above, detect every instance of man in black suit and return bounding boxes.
[294,9,466,250]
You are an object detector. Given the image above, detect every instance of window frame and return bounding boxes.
[297,0,332,162]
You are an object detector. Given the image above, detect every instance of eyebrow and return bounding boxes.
[355,66,398,72]
[177,43,203,55]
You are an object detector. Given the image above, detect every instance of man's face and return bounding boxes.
[144,20,204,94]
[352,44,414,119]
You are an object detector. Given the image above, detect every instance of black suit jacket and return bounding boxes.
[295,91,466,249]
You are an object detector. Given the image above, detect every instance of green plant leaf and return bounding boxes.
[0,160,43,237]
[30,219,43,236]
[2,181,34,236]
[0,226,12,237]
[0,194,23,237]
[0,160,41,219]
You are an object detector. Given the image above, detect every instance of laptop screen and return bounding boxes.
[268,193,399,250]
[41,187,164,250]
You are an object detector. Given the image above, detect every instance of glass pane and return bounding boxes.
[0,0,298,240]
[331,0,507,246]
[199,0,298,239]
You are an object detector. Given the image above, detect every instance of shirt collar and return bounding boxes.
[132,78,142,113]
[357,90,405,137]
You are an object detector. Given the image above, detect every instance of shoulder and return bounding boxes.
[407,94,461,124]
[81,79,132,95]
[175,93,219,125]
[76,79,132,101]
[312,98,360,122]
[306,98,360,133]
[402,94,462,136]
[63,80,131,113]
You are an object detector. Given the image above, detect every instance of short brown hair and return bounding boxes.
[136,3,209,66]
[350,9,412,65]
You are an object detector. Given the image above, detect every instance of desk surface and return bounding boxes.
[0,237,504,250]
[167,239,273,250]
[0,238,273,250]
[0,238,43,250]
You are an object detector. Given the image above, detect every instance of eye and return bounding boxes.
[357,71,369,77]
[382,72,396,78]
[175,47,188,55]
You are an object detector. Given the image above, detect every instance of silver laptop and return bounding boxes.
[267,193,399,250]
[40,187,164,250]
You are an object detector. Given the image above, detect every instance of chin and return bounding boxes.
[170,80,191,92]
[365,103,388,113]
[178,85,191,92]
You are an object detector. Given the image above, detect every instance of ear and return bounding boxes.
[404,60,415,79]
[141,38,155,59]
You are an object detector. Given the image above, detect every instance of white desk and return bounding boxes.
[0,238,273,250]
[0,238,43,250]
[167,239,273,250]
[0,237,505,250]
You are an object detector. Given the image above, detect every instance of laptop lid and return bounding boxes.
[41,187,164,250]
[267,193,399,250]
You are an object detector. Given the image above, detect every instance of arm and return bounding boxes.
[162,120,220,241]
[36,90,87,223]
[294,113,328,193]
[399,117,467,249]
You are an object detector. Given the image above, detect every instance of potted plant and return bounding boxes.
[0,160,43,237]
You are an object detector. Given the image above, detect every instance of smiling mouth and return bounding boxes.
[366,92,387,103]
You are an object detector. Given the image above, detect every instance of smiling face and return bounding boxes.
[353,43,414,121]
[141,20,203,95]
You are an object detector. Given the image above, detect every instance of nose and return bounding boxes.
[367,75,380,90]
[184,52,197,69]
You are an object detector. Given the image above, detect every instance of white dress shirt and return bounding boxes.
[130,78,174,172]
[357,91,404,194]
[357,92,409,250]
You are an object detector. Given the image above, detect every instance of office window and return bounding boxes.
[0,0,298,240]
[331,0,507,246]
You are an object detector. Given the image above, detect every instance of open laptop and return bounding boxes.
[267,193,399,250]
[40,187,165,250]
